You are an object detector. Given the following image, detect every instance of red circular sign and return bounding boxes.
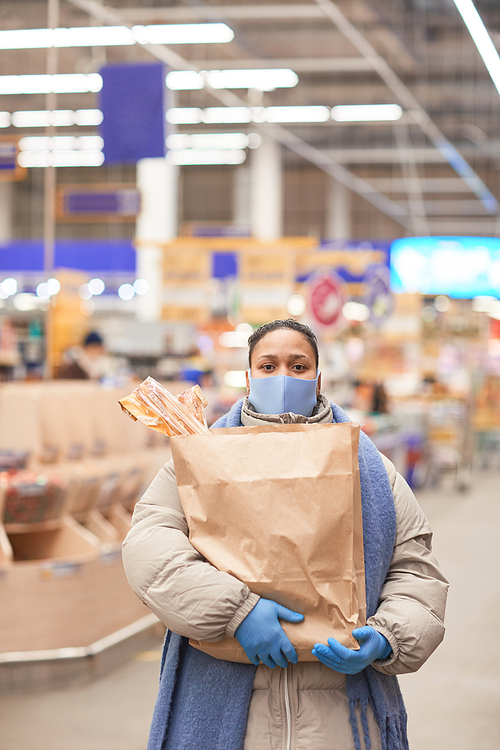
[309,274,345,327]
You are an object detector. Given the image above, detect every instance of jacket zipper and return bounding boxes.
[283,666,292,750]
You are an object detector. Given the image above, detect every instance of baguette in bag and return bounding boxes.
[118,376,209,436]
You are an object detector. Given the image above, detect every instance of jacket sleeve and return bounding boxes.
[367,454,449,675]
[121,459,260,641]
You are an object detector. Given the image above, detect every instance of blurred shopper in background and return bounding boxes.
[56,331,109,380]
[371,382,390,414]
[122,319,448,750]
[180,346,213,387]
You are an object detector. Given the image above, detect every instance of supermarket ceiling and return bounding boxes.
[2,0,500,236]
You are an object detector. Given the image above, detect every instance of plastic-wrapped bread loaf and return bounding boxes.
[177,385,209,429]
[118,376,210,437]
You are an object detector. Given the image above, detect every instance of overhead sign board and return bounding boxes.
[297,241,390,284]
[240,248,295,286]
[56,184,140,221]
[390,236,500,298]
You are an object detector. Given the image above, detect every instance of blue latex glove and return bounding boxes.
[235,598,304,668]
[311,626,392,674]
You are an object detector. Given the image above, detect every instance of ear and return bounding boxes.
[245,370,250,394]
[316,372,322,398]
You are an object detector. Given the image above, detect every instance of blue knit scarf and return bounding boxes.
[148,399,409,750]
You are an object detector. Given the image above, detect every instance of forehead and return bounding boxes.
[251,329,315,359]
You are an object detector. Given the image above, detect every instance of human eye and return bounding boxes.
[292,363,306,371]
[262,363,275,371]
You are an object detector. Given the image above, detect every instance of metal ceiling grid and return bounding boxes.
[1,0,500,237]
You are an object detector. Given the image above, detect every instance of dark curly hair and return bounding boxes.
[248,319,319,369]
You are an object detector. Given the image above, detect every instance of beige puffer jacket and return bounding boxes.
[122,397,449,750]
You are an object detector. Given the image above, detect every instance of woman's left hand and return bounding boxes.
[311,626,392,674]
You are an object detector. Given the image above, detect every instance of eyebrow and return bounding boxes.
[256,353,311,361]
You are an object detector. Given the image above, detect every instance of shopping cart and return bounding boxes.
[474,428,500,469]
[424,397,472,491]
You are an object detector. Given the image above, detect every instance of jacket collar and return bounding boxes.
[241,393,333,427]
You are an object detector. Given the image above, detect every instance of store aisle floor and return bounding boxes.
[1,470,499,750]
[399,469,500,750]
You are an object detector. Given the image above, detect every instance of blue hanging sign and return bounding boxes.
[99,62,167,164]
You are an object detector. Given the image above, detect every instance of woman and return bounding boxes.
[122,319,448,750]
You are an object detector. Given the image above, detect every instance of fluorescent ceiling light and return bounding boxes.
[202,107,251,123]
[0,74,102,95]
[19,135,103,151]
[0,24,233,50]
[77,135,104,151]
[18,150,104,168]
[453,0,500,95]
[19,136,53,151]
[166,71,205,90]
[265,105,330,123]
[167,149,246,166]
[206,69,298,91]
[0,29,53,49]
[54,26,135,47]
[167,106,330,124]
[166,107,203,124]
[10,109,103,127]
[332,104,403,122]
[167,132,250,150]
[12,109,67,127]
[166,68,298,91]
[137,23,233,45]
[74,109,103,126]
[0,112,10,127]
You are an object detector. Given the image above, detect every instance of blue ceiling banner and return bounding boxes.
[0,239,136,273]
[99,62,167,164]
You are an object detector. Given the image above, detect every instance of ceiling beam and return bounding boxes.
[365,177,479,193]
[416,201,493,216]
[188,58,373,73]
[323,148,446,164]
[119,5,326,23]
[425,220,500,235]
[313,0,498,213]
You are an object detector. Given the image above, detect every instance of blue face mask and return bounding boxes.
[247,371,320,417]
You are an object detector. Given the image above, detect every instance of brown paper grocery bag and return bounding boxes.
[170,422,366,663]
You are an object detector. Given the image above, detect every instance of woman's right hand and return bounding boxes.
[235,599,304,668]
